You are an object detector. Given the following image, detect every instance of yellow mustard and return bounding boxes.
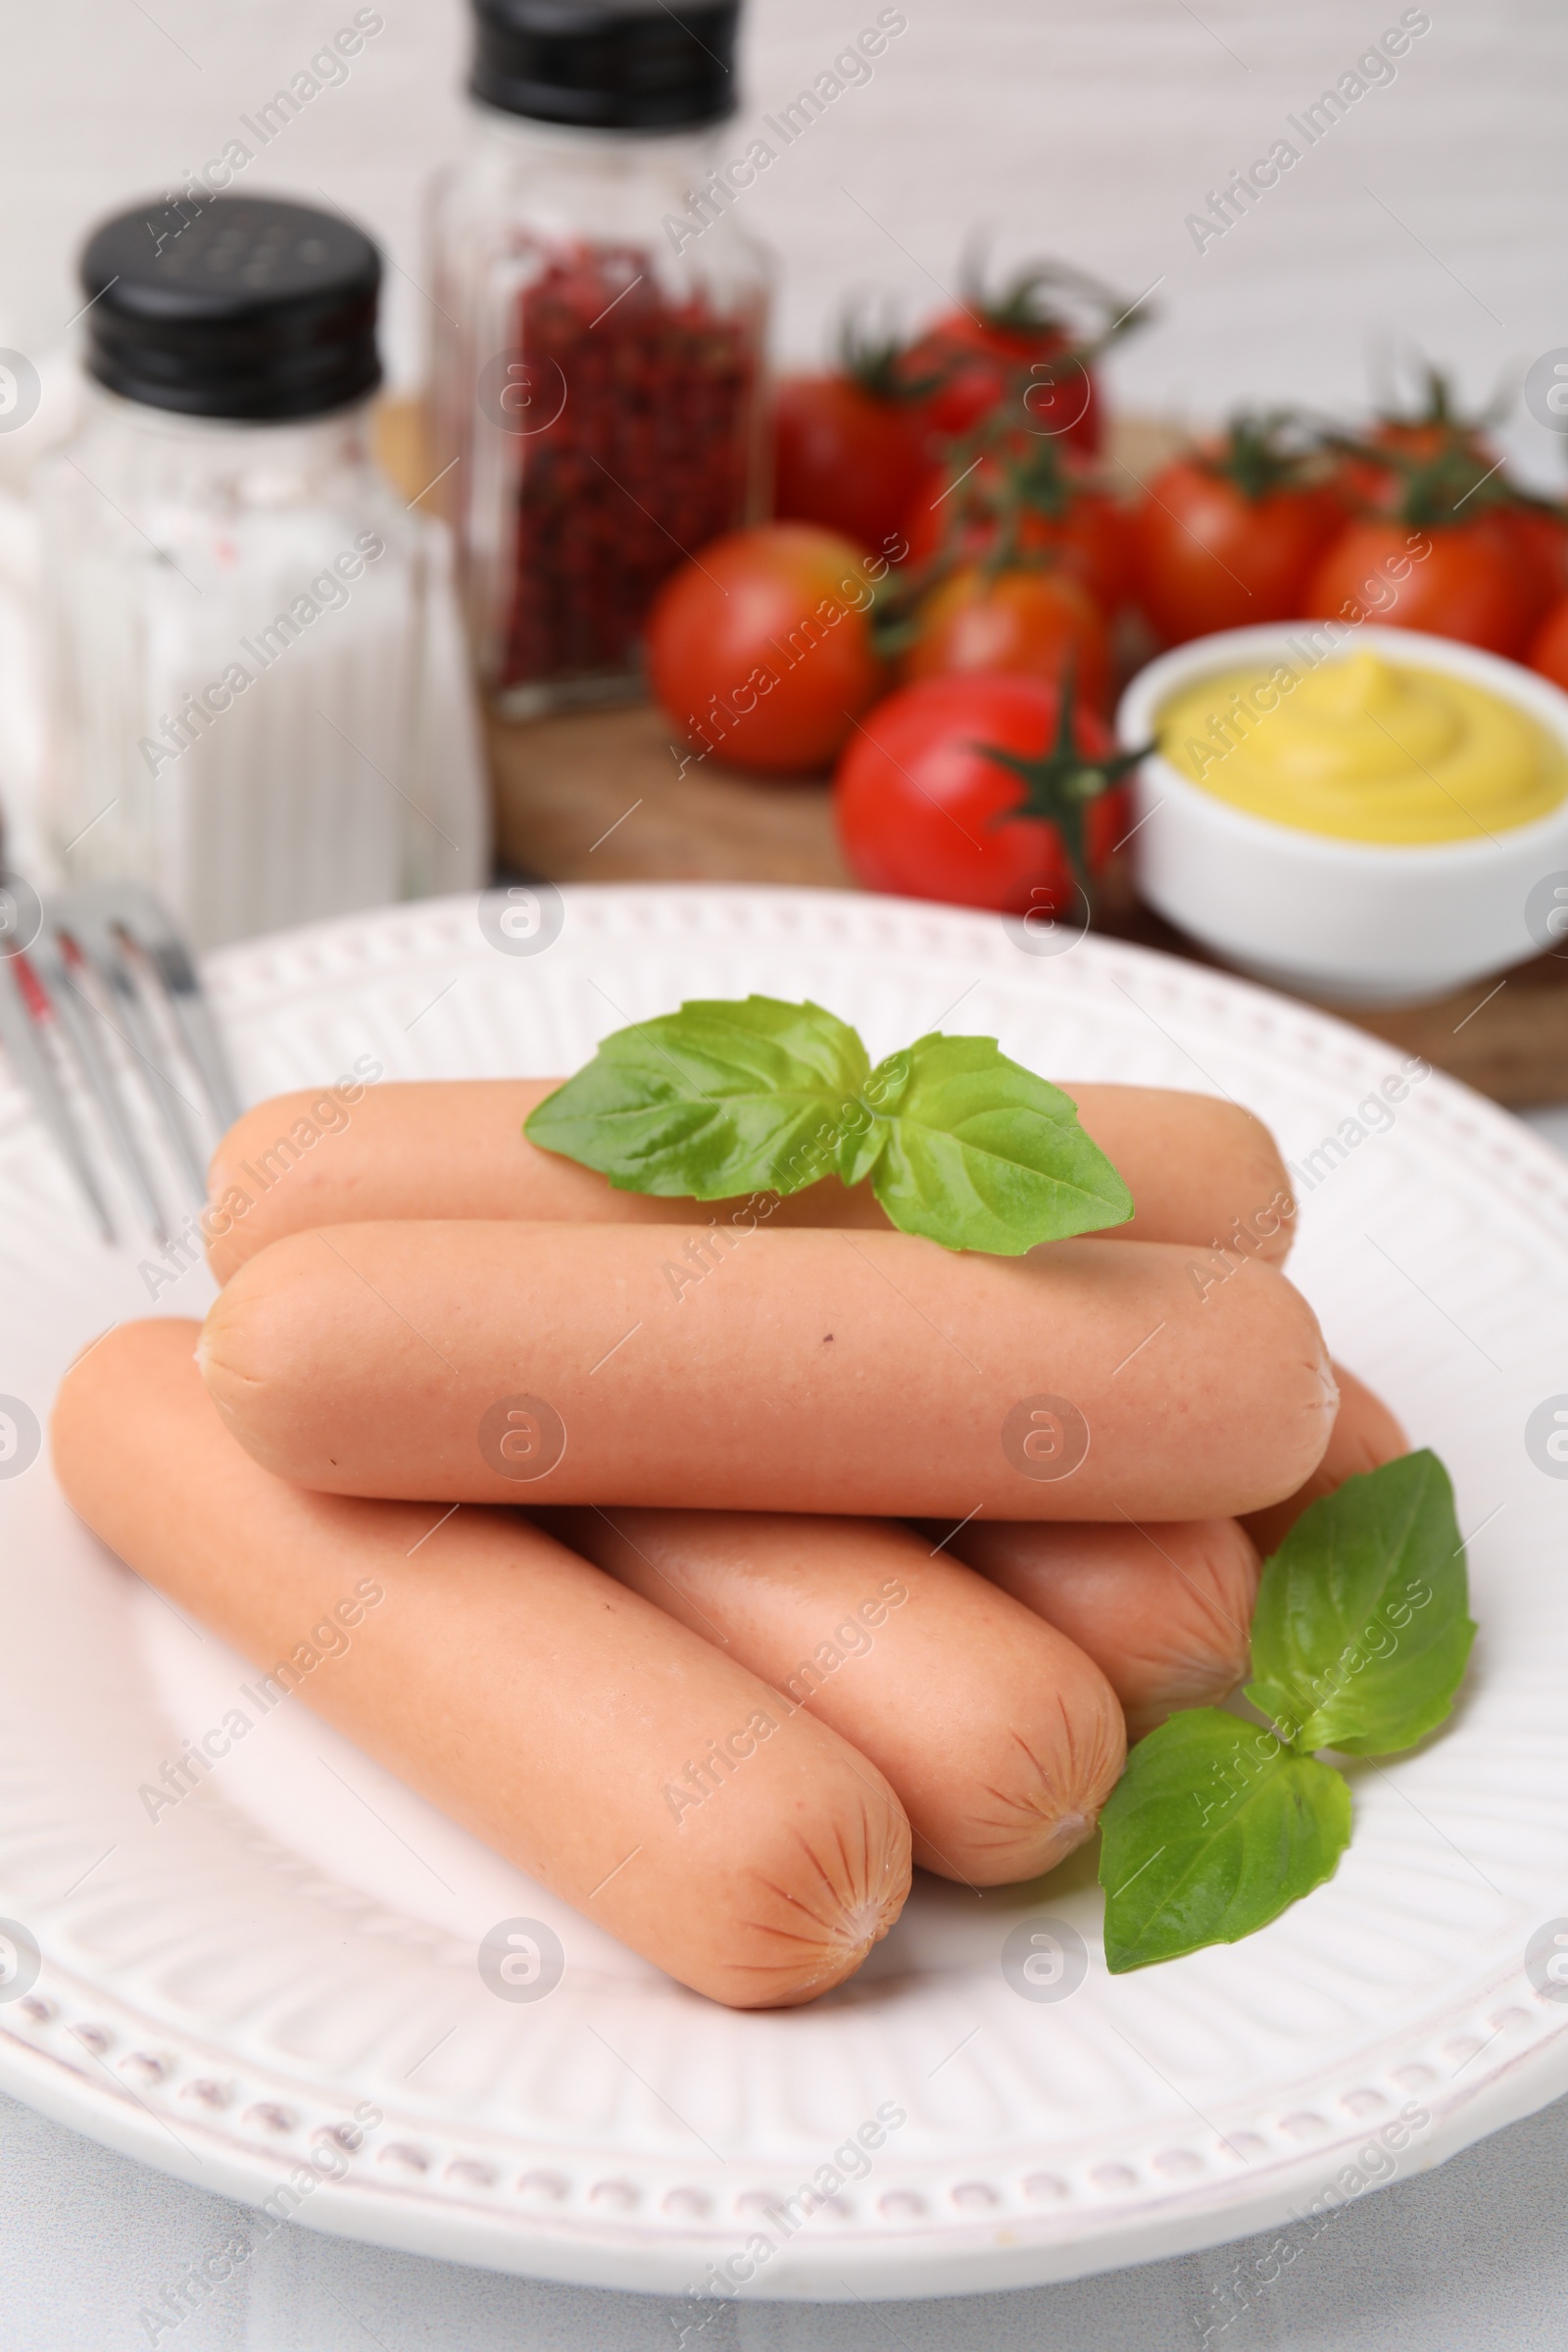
[1157,650,1568,843]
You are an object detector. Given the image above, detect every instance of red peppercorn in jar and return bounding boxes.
[430,0,769,717]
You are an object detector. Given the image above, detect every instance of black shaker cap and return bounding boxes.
[469,0,740,131]
[80,195,382,421]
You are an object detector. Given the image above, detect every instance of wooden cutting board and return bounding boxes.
[375,400,1568,1108]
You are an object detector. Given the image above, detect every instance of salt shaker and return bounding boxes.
[428,0,770,716]
[39,193,488,953]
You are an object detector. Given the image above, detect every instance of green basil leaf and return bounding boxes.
[524,995,870,1200]
[1246,1449,1476,1758]
[863,1033,1134,1253]
[524,1000,1138,1253]
[1100,1708,1351,1972]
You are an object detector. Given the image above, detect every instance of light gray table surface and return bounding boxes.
[5,1104,1567,2351]
[6,2075,1568,2352]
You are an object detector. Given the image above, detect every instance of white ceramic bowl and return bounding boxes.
[1116,623,1568,1005]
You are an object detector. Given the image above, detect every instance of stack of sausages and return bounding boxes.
[52,1078,1406,2008]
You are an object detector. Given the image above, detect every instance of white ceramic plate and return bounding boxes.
[2,884,1567,2303]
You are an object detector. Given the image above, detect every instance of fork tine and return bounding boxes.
[2,883,240,1248]
[32,927,169,1247]
[74,917,209,1204]
[113,888,241,1134]
[0,953,115,1243]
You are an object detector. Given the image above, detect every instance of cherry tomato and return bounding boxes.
[1479,504,1568,633]
[833,672,1139,913]
[909,316,1098,452]
[1528,597,1568,695]
[903,564,1111,711]
[1331,430,1493,517]
[903,454,1132,615]
[773,373,929,553]
[1303,518,1538,657]
[1324,426,1560,638]
[646,524,886,777]
[1048,485,1135,615]
[902,261,1124,456]
[1133,454,1343,645]
[1328,372,1498,515]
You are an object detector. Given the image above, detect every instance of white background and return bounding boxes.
[3,1,1568,2342]
[0,0,1566,469]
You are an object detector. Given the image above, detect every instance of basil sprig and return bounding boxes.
[1245,1446,1475,1757]
[1100,1451,1475,1972]
[523,996,1133,1254]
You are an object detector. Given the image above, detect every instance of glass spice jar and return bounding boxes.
[38,194,488,953]
[429,0,770,716]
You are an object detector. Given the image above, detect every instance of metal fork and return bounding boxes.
[0,882,240,1246]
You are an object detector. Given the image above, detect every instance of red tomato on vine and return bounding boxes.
[902,564,1112,711]
[903,442,1132,617]
[1132,416,1343,645]
[902,256,1144,457]
[1529,597,1568,695]
[772,318,939,552]
[647,524,887,776]
[833,670,1147,914]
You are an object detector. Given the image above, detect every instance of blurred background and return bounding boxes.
[1,0,1564,1220]
[1,0,1563,465]
[2,3,1565,1178]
